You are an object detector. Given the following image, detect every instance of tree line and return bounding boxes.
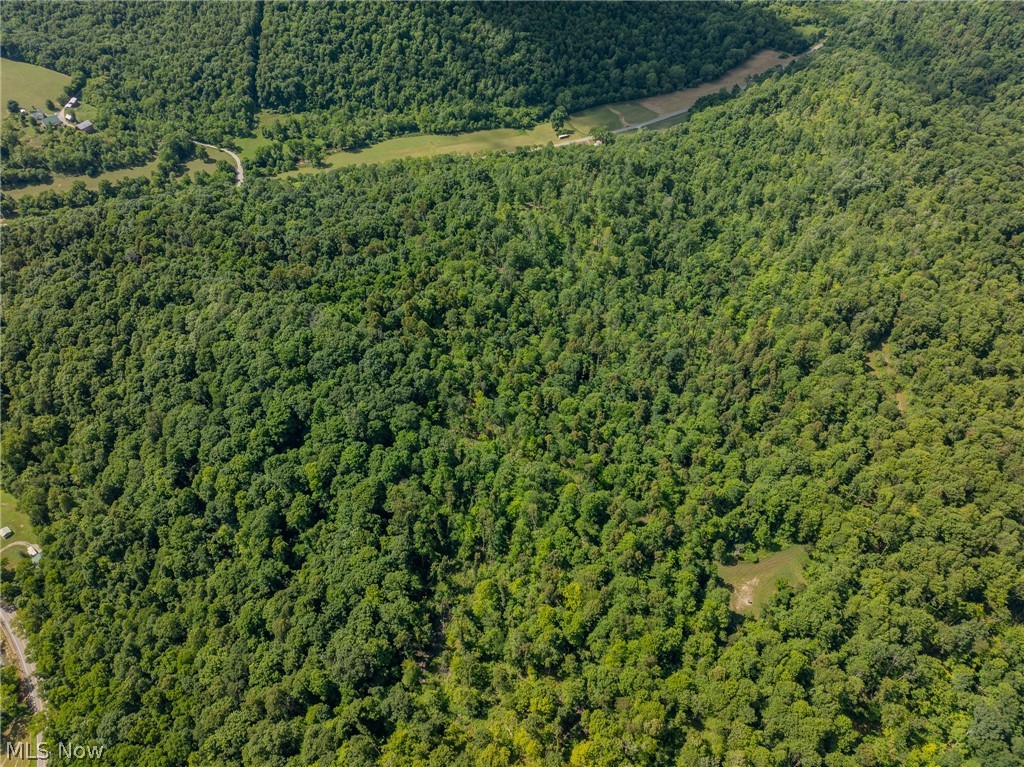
[2,3,1023,766]
[0,1,804,179]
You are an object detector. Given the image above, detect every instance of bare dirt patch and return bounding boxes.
[718,545,808,617]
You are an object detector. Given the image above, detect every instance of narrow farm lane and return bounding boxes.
[193,141,244,187]
[1,540,47,765]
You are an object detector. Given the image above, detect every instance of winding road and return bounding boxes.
[193,141,244,187]
[1,541,46,765]
[54,102,245,188]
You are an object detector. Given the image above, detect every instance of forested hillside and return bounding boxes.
[254,2,804,149]
[2,4,1023,767]
[0,1,256,175]
[0,1,802,179]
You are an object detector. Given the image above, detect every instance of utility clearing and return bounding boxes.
[717,545,809,617]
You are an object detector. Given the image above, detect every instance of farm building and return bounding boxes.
[30,109,46,122]
[26,545,39,557]
[42,115,61,128]
[0,526,12,539]
[75,119,95,133]
[66,96,78,107]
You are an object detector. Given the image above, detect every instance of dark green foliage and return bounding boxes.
[0,1,256,140]
[0,1,803,175]
[0,1,257,174]
[0,665,31,732]
[2,4,1023,767]
[254,2,803,149]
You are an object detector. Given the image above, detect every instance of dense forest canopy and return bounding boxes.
[0,1,256,177]
[0,1,803,180]
[2,3,1024,767]
[253,2,804,149]
[257,2,800,114]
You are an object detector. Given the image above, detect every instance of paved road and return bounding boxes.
[1,541,46,764]
[193,141,244,187]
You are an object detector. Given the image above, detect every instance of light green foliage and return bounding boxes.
[1,4,1023,767]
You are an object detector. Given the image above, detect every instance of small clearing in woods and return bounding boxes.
[0,490,38,567]
[867,342,908,413]
[717,545,809,617]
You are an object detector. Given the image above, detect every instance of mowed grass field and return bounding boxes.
[290,47,801,173]
[717,544,809,617]
[285,123,563,174]
[0,490,38,567]
[567,105,622,133]
[569,102,658,134]
[1,57,70,114]
[234,111,288,163]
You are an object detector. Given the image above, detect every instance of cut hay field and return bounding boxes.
[570,101,658,134]
[635,49,793,118]
[573,48,796,135]
[717,545,809,617]
[515,46,798,143]
[285,123,562,174]
[0,57,70,114]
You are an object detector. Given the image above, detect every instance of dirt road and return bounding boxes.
[1,541,47,764]
[56,102,74,127]
[193,141,244,187]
